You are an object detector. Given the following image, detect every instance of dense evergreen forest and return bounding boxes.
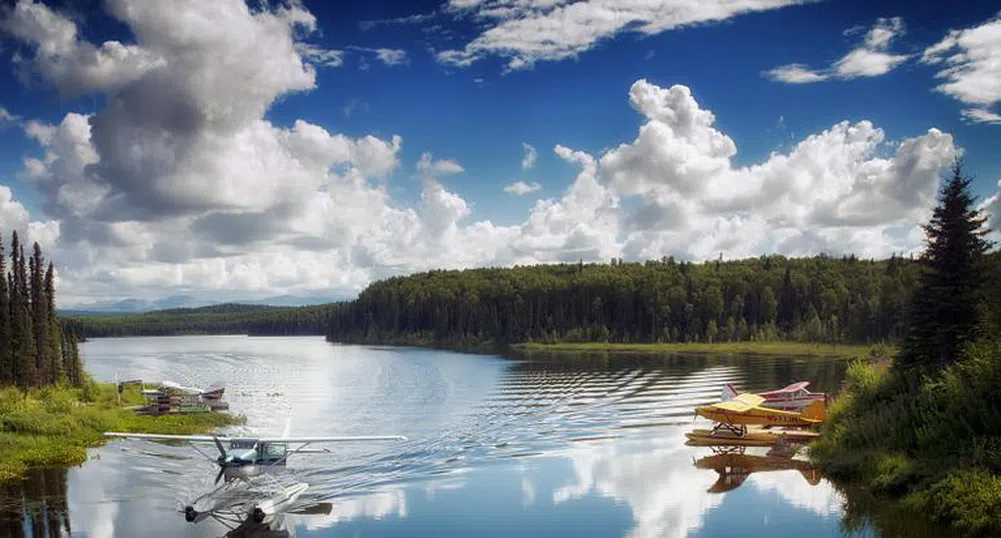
[1,231,83,388]
[324,254,941,346]
[64,303,335,338]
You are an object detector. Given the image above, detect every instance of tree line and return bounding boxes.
[65,303,336,338]
[324,252,941,347]
[1,231,83,389]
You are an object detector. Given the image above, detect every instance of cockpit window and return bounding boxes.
[263,443,287,459]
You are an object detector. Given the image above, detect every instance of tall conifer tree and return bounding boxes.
[44,263,62,383]
[17,242,35,387]
[899,161,991,370]
[0,234,10,385]
[30,244,49,384]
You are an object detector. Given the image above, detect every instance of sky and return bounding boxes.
[0,0,1000,307]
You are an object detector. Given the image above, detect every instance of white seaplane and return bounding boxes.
[103,429,406,528]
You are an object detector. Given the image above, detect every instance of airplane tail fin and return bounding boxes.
[801,400,827,423]
[720,383,739,402]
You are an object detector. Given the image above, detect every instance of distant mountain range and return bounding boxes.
[58,294,342,316]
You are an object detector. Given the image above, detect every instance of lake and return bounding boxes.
[1,336,952,537]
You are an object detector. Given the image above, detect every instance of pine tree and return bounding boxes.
[0,234,10,385]
[18,242,35,387]
[61,329,74,385]
[68,330,82,386]
[8,232,35,388]
[45,263,63,384]
[898,161,991,370]
[30,243,49,384]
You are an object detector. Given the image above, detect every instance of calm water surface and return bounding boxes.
[0,336,951,537]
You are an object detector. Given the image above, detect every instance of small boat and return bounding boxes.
[722,381,827,412]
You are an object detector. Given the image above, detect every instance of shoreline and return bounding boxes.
[0,382,242,483]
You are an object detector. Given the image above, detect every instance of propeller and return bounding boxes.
[213,436,229,484]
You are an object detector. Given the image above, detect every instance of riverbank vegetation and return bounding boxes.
[812,163,1001,536]
[515,341,890,359]
[0,382,242,483]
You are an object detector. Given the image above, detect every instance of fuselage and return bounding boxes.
[220,440,289,481]
[695,401,824,427]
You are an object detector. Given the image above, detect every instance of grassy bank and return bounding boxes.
[0,382,243,483]
[513,341,890,359]
[811,340,1001,537]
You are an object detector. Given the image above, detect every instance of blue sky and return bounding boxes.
[0,0,999,305]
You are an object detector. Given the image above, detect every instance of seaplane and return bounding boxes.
[103,429,406,527]
[685,392,826,446]
[721,381,827,411]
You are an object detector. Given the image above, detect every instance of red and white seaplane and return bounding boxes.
[721,381,827,412]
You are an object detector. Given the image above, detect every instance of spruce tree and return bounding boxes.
[68,330,82,386]
[0,234,9,385]
[30,244,49,384]
[17,242,35,387]
[44,263,63,383]
[8,232,33,387]
[898,161,991,370]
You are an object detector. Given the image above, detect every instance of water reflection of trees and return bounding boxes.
[1,468,71,538]
[834,482,963,538]
[508,351,848,396]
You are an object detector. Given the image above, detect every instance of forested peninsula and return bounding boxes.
[324,254,930,348]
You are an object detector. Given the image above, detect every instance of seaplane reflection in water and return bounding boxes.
[693,445,822,494]
[103,428,406,530]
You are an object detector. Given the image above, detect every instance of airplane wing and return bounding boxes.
[257,435,407,443]
[778,381,810,393]
[104,433,407,443]
[711,393,766,412]
[103,432,221,442]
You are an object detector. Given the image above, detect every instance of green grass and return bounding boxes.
[512,340,892,359]
[0,382,243,483]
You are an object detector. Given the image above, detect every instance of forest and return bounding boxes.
[0,231,83,389]
[324,253,942,347]
[64,303,336,338]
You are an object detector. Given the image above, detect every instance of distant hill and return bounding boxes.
[58,294,342,315]
[61,302,340,337]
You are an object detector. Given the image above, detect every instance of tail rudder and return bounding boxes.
[801,400,827,423]
[721,383,739,402]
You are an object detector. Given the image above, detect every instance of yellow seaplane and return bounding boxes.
[685,392,826,446]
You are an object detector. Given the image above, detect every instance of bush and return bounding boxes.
[813,336,1001,536]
